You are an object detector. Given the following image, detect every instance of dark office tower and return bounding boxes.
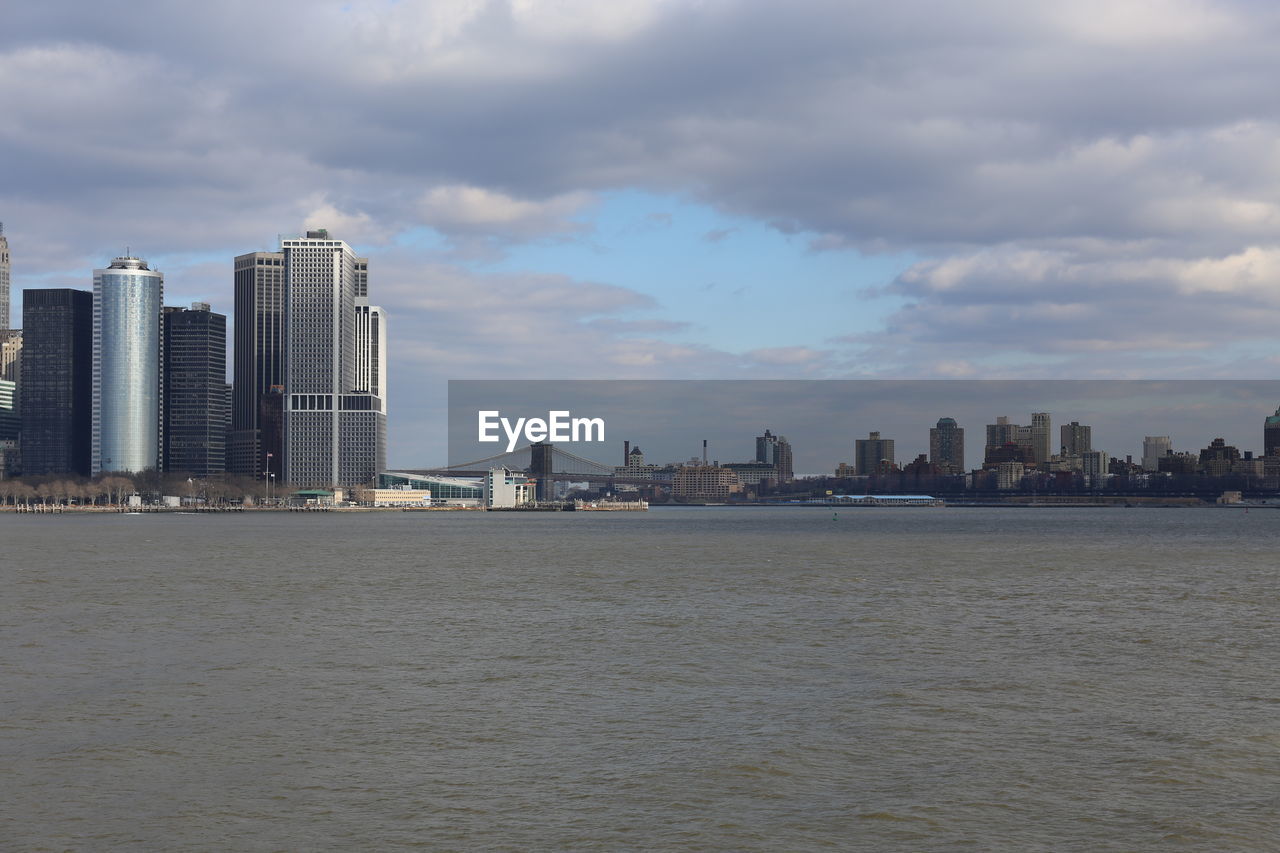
[163,303,227,476]
[930,417,965,474]
[230,251,285,476]
[259,386,284,478]
[1265,406,1280,457]
[19,289,92,475]
[0,222,10,329]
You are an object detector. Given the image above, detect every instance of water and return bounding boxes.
[2,507,1278,851]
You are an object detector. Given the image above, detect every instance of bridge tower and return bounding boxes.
[529,441,555,501]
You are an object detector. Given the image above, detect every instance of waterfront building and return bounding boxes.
[20,289,93,475]
[723,461,779,487]
[1265,407,1280,457]
[855,431,894,475]
[484,467,534,508]
[163,303,228,476]
[0,222,10,329]
[672,464,742,500]
[614,445,662,479]
[1061,421,1092,457]
[929,417,965,473]
[378,471,483,506]
[364,486,432,507]
[280,230,387,488]
[230,251,285,477]
[92,256,163,475]
[1142,436,1172,472]
[755,429,794,483]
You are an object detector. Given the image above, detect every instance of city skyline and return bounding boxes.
[6,2,1280,468]
[446,379,1280,477]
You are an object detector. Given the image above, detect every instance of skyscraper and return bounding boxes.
[1142,435,1172,471]
[20,289,93,475]
[229,250,286,477]
[929,417,965,474]
[1265,408,1280,458]
[755,428,794,483]
[1061,421,1092,457]
[855,431,895,475]
[281,230,387,487]
[1030,412,1051,466]
[92,256,163,475]
[0,222,10,330]
[163,303,228,476]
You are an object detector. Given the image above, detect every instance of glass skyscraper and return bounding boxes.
[163,303,228,476]
[229,250,285,477]
[21,288,93,475]
[92,256,163,475]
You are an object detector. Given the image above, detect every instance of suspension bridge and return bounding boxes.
[403,443,663,485]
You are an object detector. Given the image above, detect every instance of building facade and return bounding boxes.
[163,303,228,476]
[1142,435,1172,471]
[281,231,386,488]
[92,257,164,475]
[20,289,93,475]
[929,416,965,474]
[755,428,794,483]
[484,466,534,508]
[855,431,895,475]
[1265,408,1280,458]
[1030,412,1051,466]
[673,465,742,500]
[0,330,21,383]
[1061,422,1092,457]
[230,251,286,477]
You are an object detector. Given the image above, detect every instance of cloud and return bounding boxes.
[7,0,1280,458]
[417,185,592,239]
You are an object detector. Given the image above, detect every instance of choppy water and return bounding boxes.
[2,507,1278,851]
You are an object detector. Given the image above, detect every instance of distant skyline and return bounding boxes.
[448,380,1280,476]
[6,2,1280,466]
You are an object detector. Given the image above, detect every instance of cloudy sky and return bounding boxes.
[5,0,1280,466]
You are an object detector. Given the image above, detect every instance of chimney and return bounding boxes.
[703,439,708,465]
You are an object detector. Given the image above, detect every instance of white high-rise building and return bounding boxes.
[281,230,387,488]
[1142,436,1171,472]
[92,256,164,474]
